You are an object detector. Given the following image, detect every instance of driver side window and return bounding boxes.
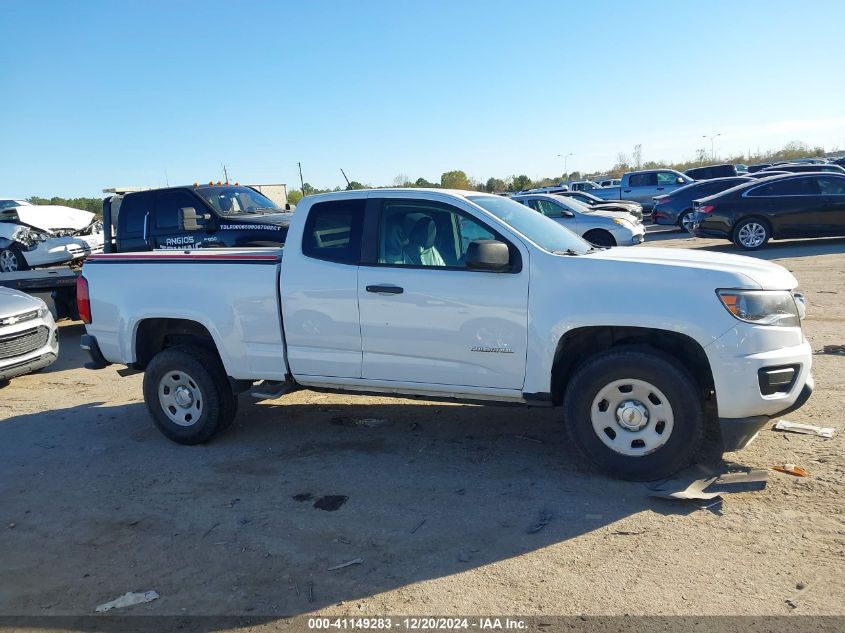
[377,200,495,268]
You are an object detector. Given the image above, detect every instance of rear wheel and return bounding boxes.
[733,218,770,250]
[0,245,29,272]
[583,230,616,247]
[678,210,695,233]
[563,347,705,481]
[142,345,237,444]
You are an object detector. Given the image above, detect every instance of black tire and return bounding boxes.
[677,210,695,233]
[583,230,616,247]
[732,217,770,250]
[0,244,30,272]
[142,345,237,445]
[563,347,705,481]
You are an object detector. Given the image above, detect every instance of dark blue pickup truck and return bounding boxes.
[103,184,293,253]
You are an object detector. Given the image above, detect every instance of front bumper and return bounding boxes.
[719,374,814,451]
[610,224,646,246]
[0,317,59,381]
[0,351,57,381]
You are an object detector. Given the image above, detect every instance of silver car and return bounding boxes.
[0,287,58,381]
[512,194,645,247]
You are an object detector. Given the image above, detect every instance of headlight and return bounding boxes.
[612,218,631,226]
[717,289,801,327]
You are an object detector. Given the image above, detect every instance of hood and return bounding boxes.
[0,287,45,319]
[585,209,640,222]
[585,246,797,290]
[9,205,95,231]
[595,201,640,210]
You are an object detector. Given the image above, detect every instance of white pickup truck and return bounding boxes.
[78,189,813,480]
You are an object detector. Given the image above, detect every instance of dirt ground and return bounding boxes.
[1,231,843,624]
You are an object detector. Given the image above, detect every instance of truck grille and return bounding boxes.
[0,326,50,360]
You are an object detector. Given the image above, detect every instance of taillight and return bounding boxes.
[698,204,716,214]
[76,275,91,324]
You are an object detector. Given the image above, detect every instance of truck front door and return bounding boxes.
[357,197,529,390]
[150,189,212,250]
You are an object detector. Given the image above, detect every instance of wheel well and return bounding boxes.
[582,229,616,245]
[134,318,219,369]
[550,326,714,405]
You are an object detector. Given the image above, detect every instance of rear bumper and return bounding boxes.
[80,334,111,369]
[719,374,814,451]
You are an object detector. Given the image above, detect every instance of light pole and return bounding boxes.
[557,153,573,180]
[702,134,720,161]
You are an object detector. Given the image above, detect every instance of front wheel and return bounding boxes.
[563,347,705,481]
[0,245,30,272]
[142,345,237,444]
[733,218,770,250]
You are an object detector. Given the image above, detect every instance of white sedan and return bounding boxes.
[0,200,104,272]
[0,286,58,381]
[511,193,645,247]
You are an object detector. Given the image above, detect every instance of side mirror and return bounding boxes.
[466,239,511,272]
[179,207,209,231]
[561,210,575,218]
[676,177,686,184]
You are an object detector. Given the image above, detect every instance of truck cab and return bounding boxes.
[103,184,294,253]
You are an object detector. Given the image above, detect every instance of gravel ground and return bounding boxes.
[0,232,843,623]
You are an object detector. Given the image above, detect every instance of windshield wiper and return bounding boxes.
[553,249,586,256]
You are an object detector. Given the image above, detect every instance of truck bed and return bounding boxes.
[82,248,287,380]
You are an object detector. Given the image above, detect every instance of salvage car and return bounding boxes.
[0,201,104,272]
[512,194,645,246]
[0,287,58,381]
[693,173,845,249]
[79,188,812,481]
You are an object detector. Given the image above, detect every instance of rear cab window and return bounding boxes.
[302,199,365,264]
[118,191,156,237]
[629,173,657,187]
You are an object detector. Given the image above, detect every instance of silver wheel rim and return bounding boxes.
[680,213,695,232]
[158,371,203,426]
[0,250,19,272]
[590,378,675,456]
[737,222,766,248]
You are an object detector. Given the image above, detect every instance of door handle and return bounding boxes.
[623,189,631,193]
[366,285,404,295]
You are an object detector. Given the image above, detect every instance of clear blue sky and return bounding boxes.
[3,0,845,198]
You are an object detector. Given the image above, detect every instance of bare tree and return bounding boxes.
[633,144,642,170]
[393,173,409,187]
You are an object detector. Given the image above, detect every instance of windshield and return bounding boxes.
[195,186,279,215]
[467,195,592,255]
